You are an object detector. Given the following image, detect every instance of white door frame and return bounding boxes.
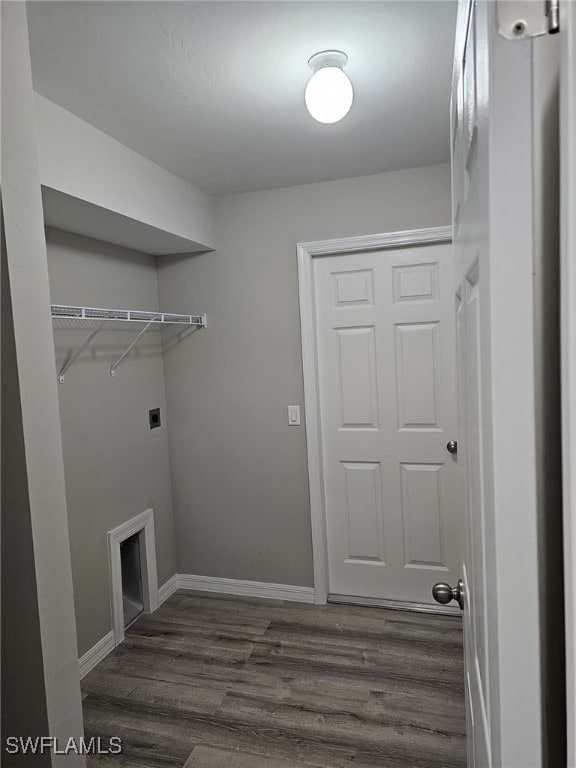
[108,508,159,646]
[297,226,452,604]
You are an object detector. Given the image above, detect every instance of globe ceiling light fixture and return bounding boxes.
[304,50,354,124]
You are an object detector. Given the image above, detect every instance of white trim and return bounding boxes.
[298,226,452,257]
[78,574,313,678]
[78,631,114,680]
[158,573,179,605]
[108,508,159,647]
[177,574,315,603]
[296,227,453,604]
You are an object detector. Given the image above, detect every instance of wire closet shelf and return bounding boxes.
[51,304,207,382]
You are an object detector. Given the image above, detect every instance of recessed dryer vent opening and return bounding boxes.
[108,509,159,646]
[121,532,144,627]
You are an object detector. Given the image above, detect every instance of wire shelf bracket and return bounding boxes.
[110,321,153,377]
[51,304,206,383]
[58,321,106,383]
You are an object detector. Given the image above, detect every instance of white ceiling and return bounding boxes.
[27,1,457,196]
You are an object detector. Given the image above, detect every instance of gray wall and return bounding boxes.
[46,227,176,656]
[158,163,452,586]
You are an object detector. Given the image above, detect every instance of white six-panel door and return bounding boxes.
[314,244,460,604]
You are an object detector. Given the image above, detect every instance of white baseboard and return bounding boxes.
[78,575,314,678]
[78,573,176,681]
[176,573,316,603]
[78,631,114,680]
[328,593,461,616]
[158,573,179,605]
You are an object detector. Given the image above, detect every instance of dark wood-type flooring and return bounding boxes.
[82,591,466,768]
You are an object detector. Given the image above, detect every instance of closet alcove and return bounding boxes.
[44,186,210,661]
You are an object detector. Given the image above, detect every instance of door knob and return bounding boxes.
[446,440,458,454]
[432,579,464,610]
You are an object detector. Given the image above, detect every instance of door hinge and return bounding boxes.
[497,0,559,39]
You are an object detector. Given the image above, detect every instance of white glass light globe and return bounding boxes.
[305,66,354,124]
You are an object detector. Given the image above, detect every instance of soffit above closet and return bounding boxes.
[26,1,457,196]
[42,188,210,256]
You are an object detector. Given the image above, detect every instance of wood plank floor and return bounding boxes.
[82,591,466,768]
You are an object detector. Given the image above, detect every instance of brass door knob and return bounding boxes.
[432,579,464,610]
[446,440,458,454]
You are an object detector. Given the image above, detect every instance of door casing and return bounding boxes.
[297,226,452,604]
